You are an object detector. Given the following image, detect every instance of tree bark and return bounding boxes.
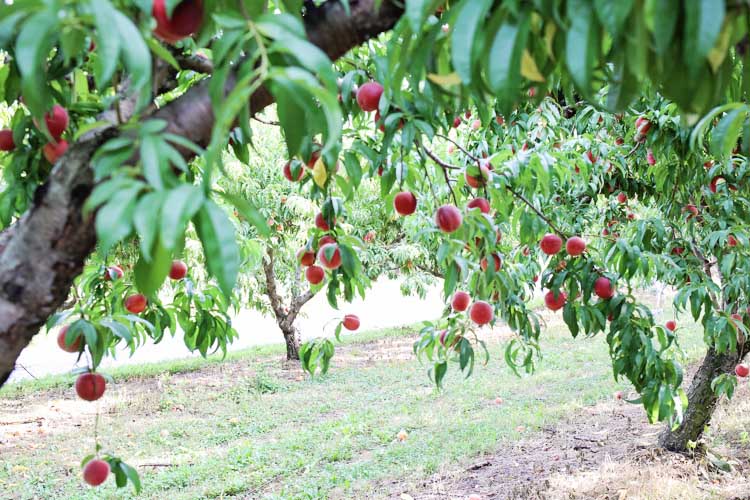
[0,0,403,387]
[658,348,743,451]
[262,247,315,361]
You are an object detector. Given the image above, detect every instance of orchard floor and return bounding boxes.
[1,297,749,499]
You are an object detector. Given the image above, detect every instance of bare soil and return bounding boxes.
[385,378,750,500]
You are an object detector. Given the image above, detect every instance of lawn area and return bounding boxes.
[0,302,710,500]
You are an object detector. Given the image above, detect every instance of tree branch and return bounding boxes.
[0,0,404,387]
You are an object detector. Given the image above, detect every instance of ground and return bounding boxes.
[0,297,748,499]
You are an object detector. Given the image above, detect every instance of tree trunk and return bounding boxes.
[281,325,301,361]
[658,347,741,451]
[0,0,403,388]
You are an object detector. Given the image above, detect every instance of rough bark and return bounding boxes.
[0,0,403,386]
[659,348,743,451]
[262,247,315,361]
[0,131,116,385]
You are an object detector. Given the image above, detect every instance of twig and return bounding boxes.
[435,133,479,161]
[252,116,280,126]
[175,53,214,74]
[15,363,37,380]
[419,143,458,205]
[505,186,568,238]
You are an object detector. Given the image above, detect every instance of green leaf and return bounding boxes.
[95,186,143,253]
[487,13,531,101]
[120,462,142,494]
[406,0,432,33]
[89,0,121,88]
[193,200,240,297]
[272,83,307,158]
[161,185,205,250]
[650,0,679,54]
[594,0,634,39]
[146,38,180,70]
[451,0,493,85]
[217,191,270,237]
[15,10,58,118]
[683,0,725,75]
[134,238,172,297]
[113,9,152,103]
[565,0,599,97]
[711,108,747,158]
[133,191,163,261]
[140,135,165,190]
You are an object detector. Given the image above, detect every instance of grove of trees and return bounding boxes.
[0,0,748,492]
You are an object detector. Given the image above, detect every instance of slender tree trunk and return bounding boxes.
[281,325,301,361]
[262,247,315,363]
[659,348,742,451]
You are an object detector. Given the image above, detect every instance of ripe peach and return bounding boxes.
[103,265,123,281]
[471,119,481,130]
[283,161,304,182]
[465,162,492,188]
[480,253,501,272]
[82,458,110,486]
[76,372,106,401]
[57,325,81,353]
[394,192,417,216]
[453,116,461,128]
[0,129,15,151]
[728,235,738,247]
[544,290,567,311]
[434,205,462,233]
[646,149,655,166]
[305,265,325,285]
[153,0,204,44]
[452,291,471,312]
[356,82,383,112]
[735,363,749,377]
[539,233,562,255]
[124,294,147,314]
[665,320,676,331]
[565,236,586,256]
[319,235,337,247]
[297,248,315,267]
[616,192,627,204]
[169,260,187,280]
[44,105,69,139]
[43,140,68,163]
[317,243,341,270]
[470,301,494,325]
[594,277,615,300]
[709,175,725,193]
[315,212,333,231]
[467,197,490,214]
[343,314,360,331]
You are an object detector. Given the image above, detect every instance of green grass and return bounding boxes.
[0,313,707,500]
[0,324,421,399]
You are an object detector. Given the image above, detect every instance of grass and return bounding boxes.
[0,308,709,500]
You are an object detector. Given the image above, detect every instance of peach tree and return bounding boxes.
[0,0,749,492]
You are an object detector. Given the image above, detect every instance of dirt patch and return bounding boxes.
[385,383,750,500]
